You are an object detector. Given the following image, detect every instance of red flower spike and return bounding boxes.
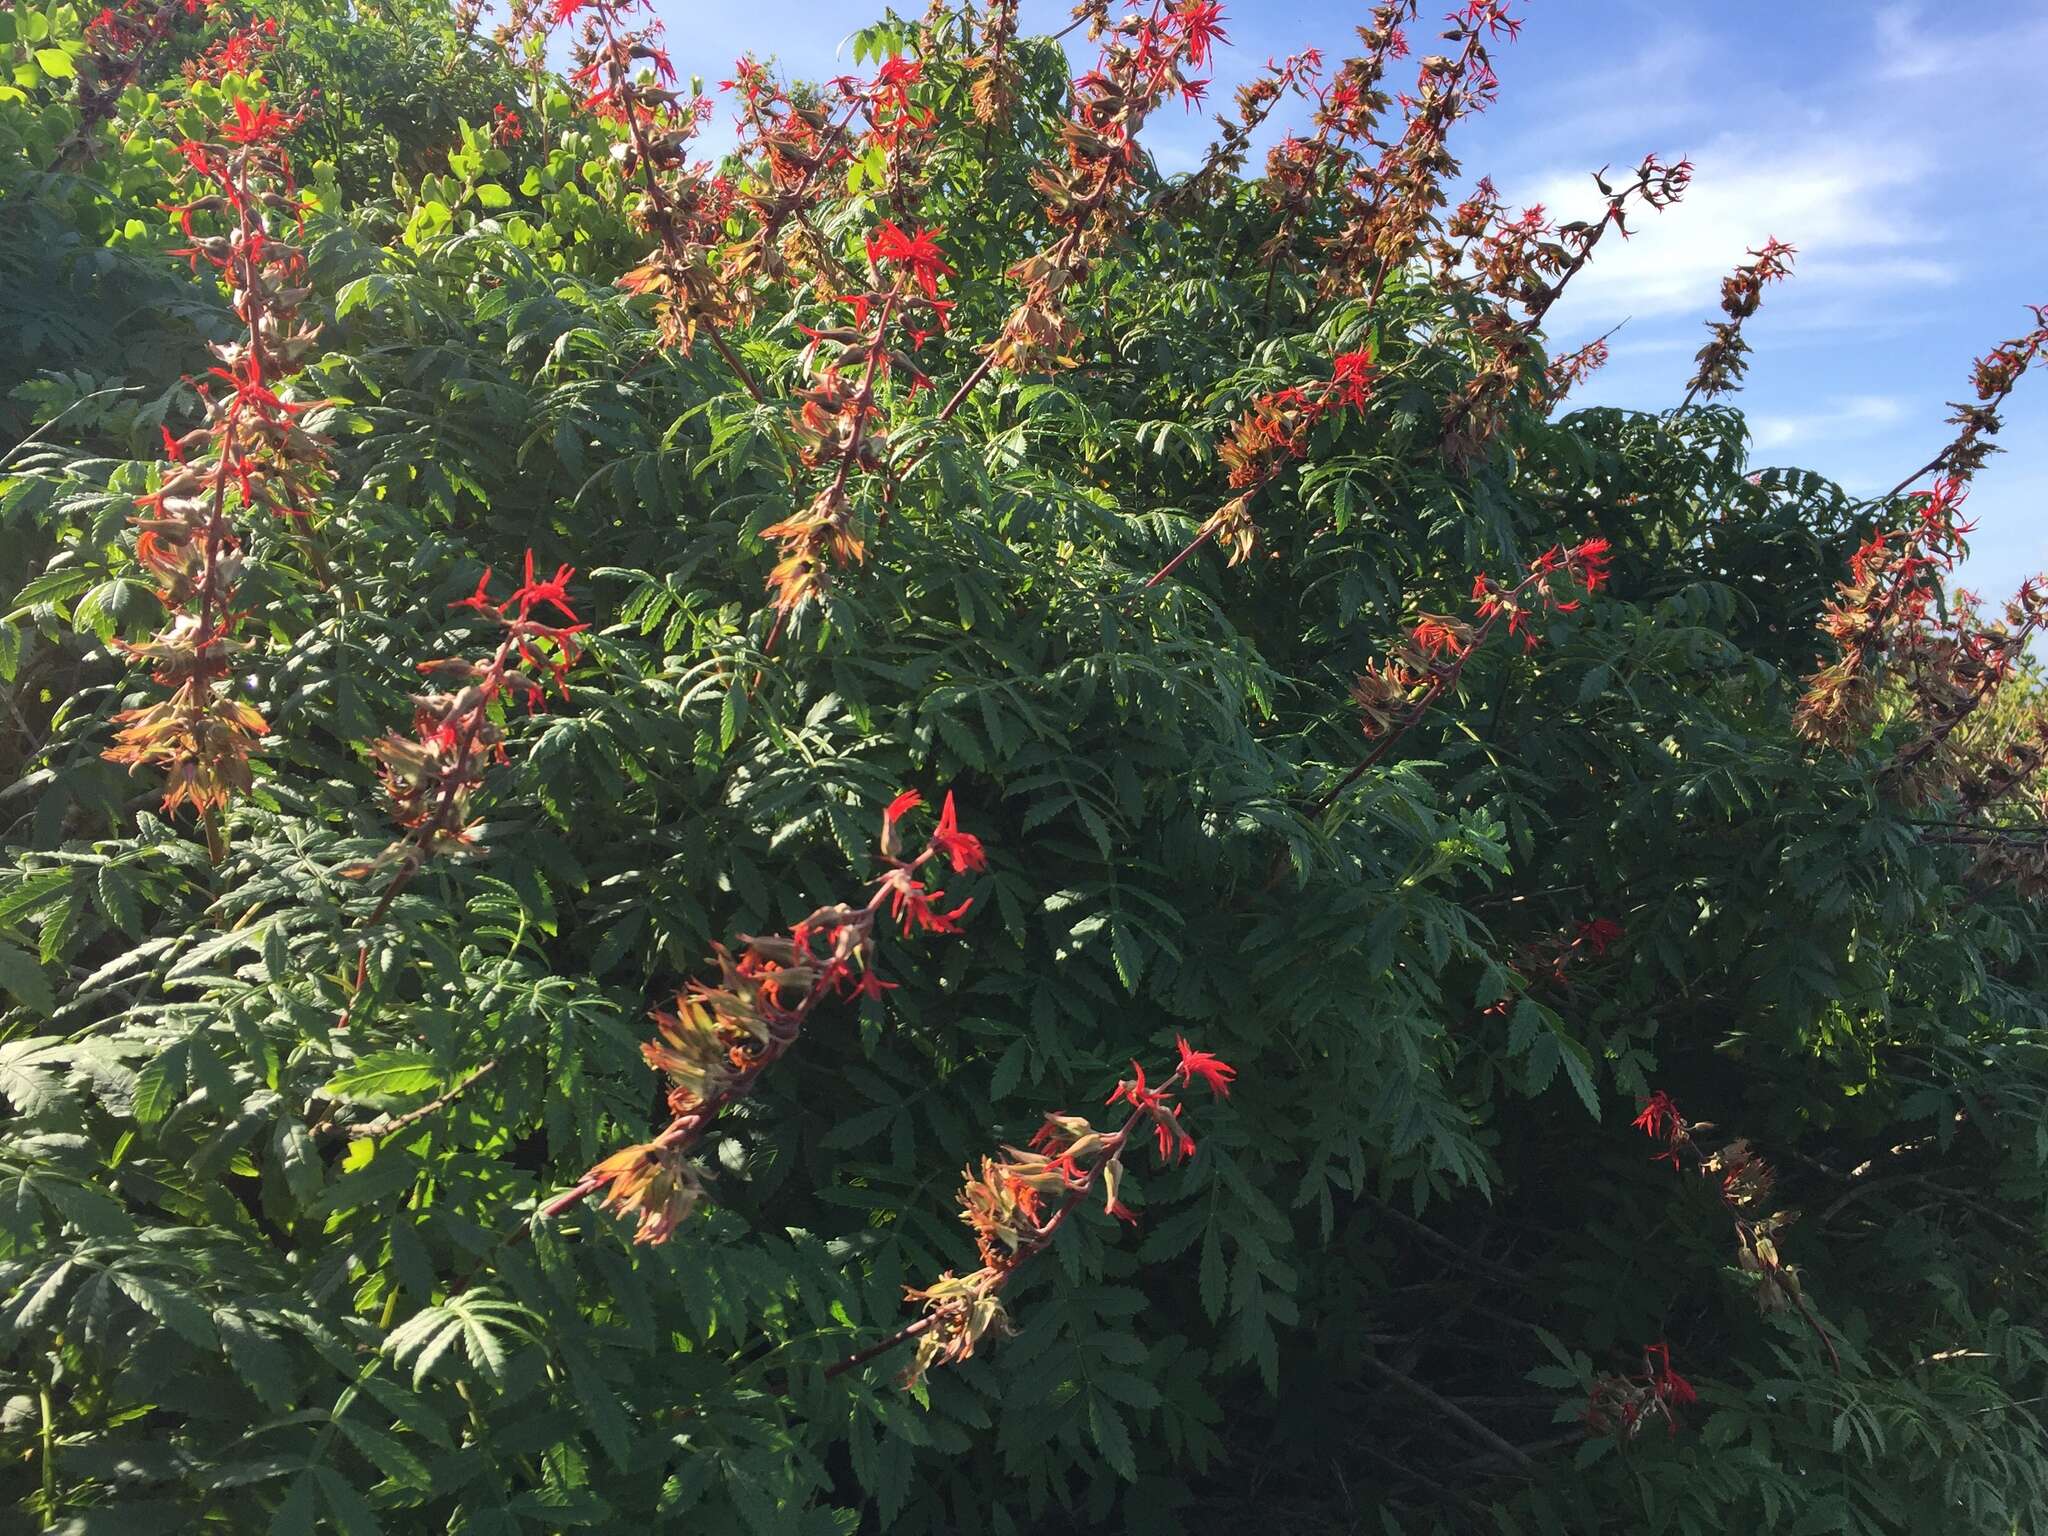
[453,567,497,614]
[866,222,956,301]
[220,97,290,145]
[930,790,987,873]
[1330,348,1377,411]
[1632,1090,1680,1144]
[1174,0,1228,69]
[1576,917,1624,955]
[1175,1036,1235,1097]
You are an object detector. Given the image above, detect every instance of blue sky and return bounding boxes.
[649,0,2048,603]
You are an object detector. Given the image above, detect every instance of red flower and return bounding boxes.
[220,97,290,145]
[1644,1342,1698,1407]
[1107,1060,1166,1114]
[1175,1036,1235,1097]
[508,550,579,624]
[930,790,987,873]
[884,870,972,935]
[1173,0,1228,68]
[1576,917,1623,955]
[866,222,955,300]
[1151,1107,1196,1161]
[1570,537,1613,592]
[1329,348,1376,411]
[1411,617,1467,658]
[1632,1091,1684,1164]
[869,54,930,123]
[883,789,924,827]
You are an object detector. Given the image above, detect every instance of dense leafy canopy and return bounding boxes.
[3,0,2047,1532]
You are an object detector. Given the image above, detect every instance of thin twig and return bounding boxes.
[344,1058,502,1142]
[1361,1356,1538,1471]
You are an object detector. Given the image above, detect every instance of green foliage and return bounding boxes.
[2,0,2045,1532]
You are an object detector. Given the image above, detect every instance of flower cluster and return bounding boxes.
[1931,304,2048,488]
[1795,476,1972,748]
[562,790,987,1243]
[1542,333,1609,404]
[187,12,278,82]
[719,58,862,311]
[1164,46,1322,215]
[1318,0,1516,302]
[1582,1341,1699,1441]
[884,1038,1235,1388]
[566,0,751,375]
[66,0,213,160]
[358,554,586,881]
[103,88,323,849]
[764,208,957,618]
[1239,5,1407,286]
[1880,578,2048,811]
[1438,155,1691,462]
[1794,310,2048,865]
[962,0,1022,128]
[1482,916,1624,1017]
[1146,348,1377,586]
[1678,237,1795,407]
[1346,538,1610,742]
[1632,1091,1836,1366]
[990,0,1222,374]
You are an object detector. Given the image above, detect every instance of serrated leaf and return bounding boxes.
[0,1035,71,1114]
[218,1310,297,1411]
[0,940,54,1017]
[114,1271,218,1348]
[320,1053,441,1108]
[1087,1394,1137,1481]
[133,1041,190,1126]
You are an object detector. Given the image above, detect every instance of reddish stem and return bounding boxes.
[1144,520,1218,588]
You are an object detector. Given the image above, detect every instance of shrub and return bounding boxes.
[3,0,2046,1531]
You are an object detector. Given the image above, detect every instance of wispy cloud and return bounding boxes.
[1866,3,2048,83]
[1522,132,1946,328]
[1749,394,1907,451]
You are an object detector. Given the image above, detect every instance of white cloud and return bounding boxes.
[1749,394,1907,451]
[1517,132,1948,328]
[1866,4,2048,83]
[1871,4,1966,80]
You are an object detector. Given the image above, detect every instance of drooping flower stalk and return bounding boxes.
[1631,1091,1840,1372]
[58,0,212,166]
[1582,1341,1700,1440]
[1870,303,2048,506]
[828,1038,1234,1387]
[1144,348,1377,586]
[339,554,587,1022]
[1438,155,1691,462]
[1248,5,1414,317]
[983,0,1223,378]
[552,790,988,1241]
[1320,537,1612,810]
[565,0,760,397]
[761,219,956,627]
[1319,0,1518,305]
